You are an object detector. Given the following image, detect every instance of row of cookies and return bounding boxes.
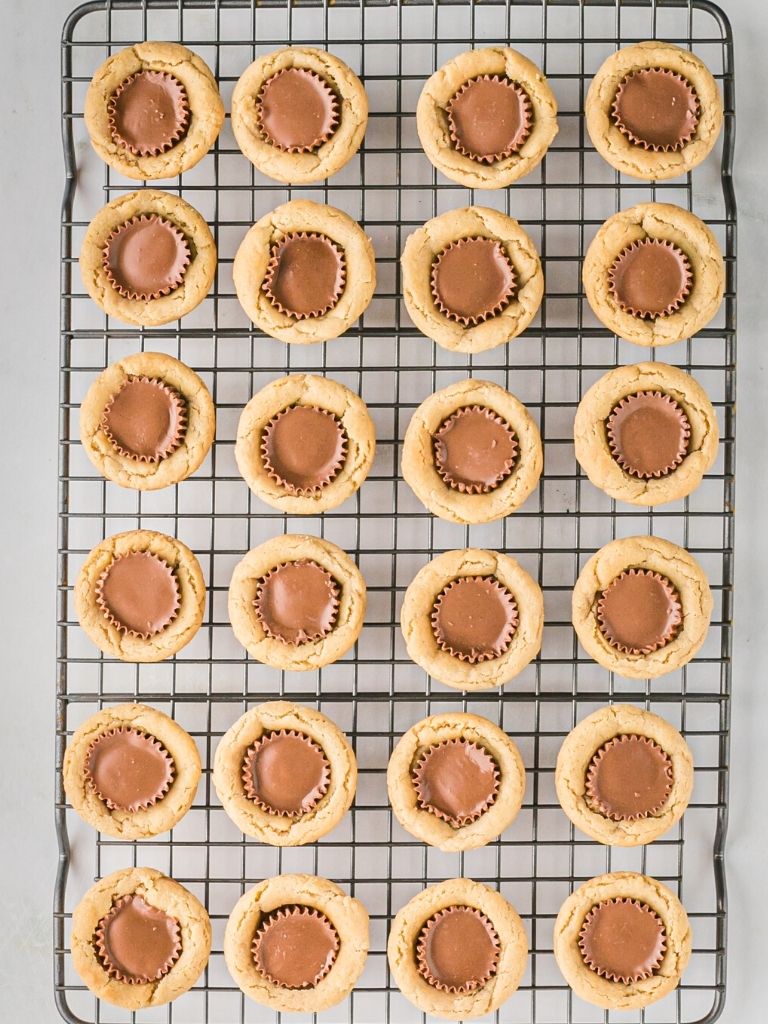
[65,701,694,1014]
[81,189,725,358]
[86,41,722,187]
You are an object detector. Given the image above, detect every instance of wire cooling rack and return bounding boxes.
[56,1,736,1022]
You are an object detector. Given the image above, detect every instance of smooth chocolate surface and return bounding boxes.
[263,233,345,319]
[447,75,531,162]
[102,377,186,462]
[413,739,499,826]
[109,70,189,156]
[579,898,666,984]
[417,906,500,993]
[433,405,517,493]
[257,68,338,152]
[242,730,329,816]
[262,405,346,493]
[97,551,179,637]
[254,560,339,645]
[607,391,690,479]
[103,215,190,301]
[85,727,174,812]
[586,734,674,820]
[612,68,699,150]
[598,569,682,655]
[432,576,518,663]
[431,237,516,325]
[609,239,691,319]
[252,906,339,989]
[96,894,181,983]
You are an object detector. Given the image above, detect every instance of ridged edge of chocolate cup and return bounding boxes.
[93,894,182,985]
[431,576,519,663]
[107,70,190,156]
[94,551,181,639]
[84,726,176,812]
[411,737,500,826]
[251,905,340,989]
[102,214,191,301]
[262,232,346,320]
[260,405,348,495]
[446,74,533,163]
[611,67,700,153]
[253,560,340,646]
[578,898,667,984]
[432,405,518,494]
[241,729,331,817]
[596,568,683,656]
[585,734,674,821]
[100,376,188,464]
[608,238,693,320]
[606,390,691,479]
[415,906,501,993]
[255,67,340,154]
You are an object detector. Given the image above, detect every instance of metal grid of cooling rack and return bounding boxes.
[56,1,735,1022]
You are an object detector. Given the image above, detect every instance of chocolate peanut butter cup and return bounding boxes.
[416,906,500,993]
[446,74,532,163]
[412,738,499,827]
[242,729,330,817]
[103,214,191,301]
[607,391,691,479]
[95,551,180,639]
[252,905,339,989]
[256,68,339,153]
[94,894,182,984]
[433,405,518,494]
[261,405,347,494]
[108,70,190,157]
[609,238,692,320]
[262,232,346,320]
[432,576,519,663]
[597,568,682,656]
[254,560,340,645]
[612,68,699,152]
[431,237,516,326]
[85,727,175,813]
[586,735,674,821]
[101,376,187,463]
[579,898,666,984]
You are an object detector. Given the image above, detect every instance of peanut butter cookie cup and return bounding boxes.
[213,701,357,846]
[586,41,723,180]
[232,47,367,184]
[64,703,201,840]
[554,872,691,1009]
[224,874,369,1013]
[417,47,558,189]
[71,867,211,1010]
[80,352,215,491]
[555,704,694,846]
[387,712,525,852]
[85,42,224,180]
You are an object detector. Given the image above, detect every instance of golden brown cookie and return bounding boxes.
[388,878,528,1020]
[224,873,369,1013]
[80,189,216,327]
[401,548,543,691]
[63,703,201,840]
[582,202,724,347]
[80,352,215,491]
[233,199,375,344]
[387,712,525,852]
[232,47,367,184]
[228,534,366,671]
[417,47,558,189]
[71,866,211,1010]
[84,42,224,180]
[213,701,357,846]
[586,42,723,181]
[401,206,543,353]
[574,362,719,506]
[75,529,206,663]
[235,375,375,514]
[401,378,542,524]
[572,535,712,680]
[553,872,691,1009]
[555,704,694,846]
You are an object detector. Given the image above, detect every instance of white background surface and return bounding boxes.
[0,0,765,1020]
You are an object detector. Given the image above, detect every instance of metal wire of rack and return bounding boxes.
[56,1,736,1022]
